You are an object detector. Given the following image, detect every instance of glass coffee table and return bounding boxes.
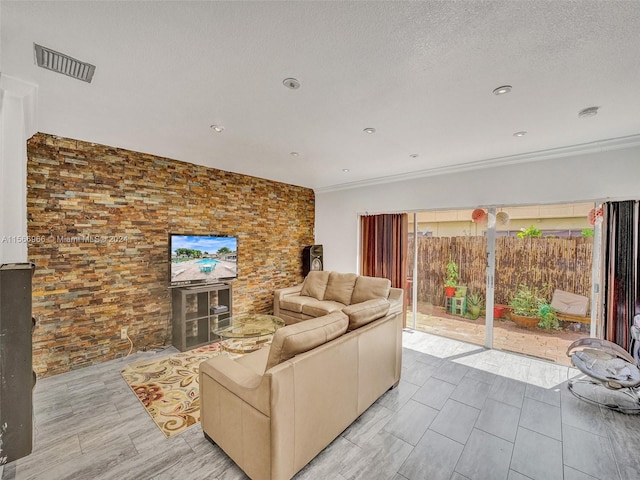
[212,313,285,355]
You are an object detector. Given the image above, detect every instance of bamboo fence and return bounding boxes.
[407,236,594,308]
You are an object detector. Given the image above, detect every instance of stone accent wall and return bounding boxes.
[27,134,315,377]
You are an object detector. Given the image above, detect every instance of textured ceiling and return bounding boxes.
[2,1,640,190]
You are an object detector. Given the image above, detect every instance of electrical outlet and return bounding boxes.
[120,327,128,339]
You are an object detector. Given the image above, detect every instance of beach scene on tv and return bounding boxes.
[170,235,237,284]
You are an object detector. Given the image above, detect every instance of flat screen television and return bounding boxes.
[169,233,238,287]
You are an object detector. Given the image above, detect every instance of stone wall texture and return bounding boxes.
[27,133,315,377]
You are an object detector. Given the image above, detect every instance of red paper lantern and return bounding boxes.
[472,208,487,223]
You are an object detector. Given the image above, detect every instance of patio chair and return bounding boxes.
[566,336,640,414]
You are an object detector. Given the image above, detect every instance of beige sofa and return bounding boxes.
[199,274,403,480]
[274,271,403,324]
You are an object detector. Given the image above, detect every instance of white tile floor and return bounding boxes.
[402,329,580,389]
[2,330,639,480]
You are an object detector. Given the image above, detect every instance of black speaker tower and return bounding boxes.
[302,245,323,276]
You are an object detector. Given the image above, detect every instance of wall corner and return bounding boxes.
[0,74,38,263]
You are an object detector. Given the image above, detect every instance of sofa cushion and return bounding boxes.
[343,298,391,331]
[351,276,391,304]
[300,271,330,299]
[265,311,348,371]
[323,272,358,305]
[280,295,319,314]
[301,299,345,317]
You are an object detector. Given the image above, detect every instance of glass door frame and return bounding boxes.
[408,203,601,349]
[410,214,418,329]
[485,207,496,348]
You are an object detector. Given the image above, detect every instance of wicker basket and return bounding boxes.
[510,313,540,329]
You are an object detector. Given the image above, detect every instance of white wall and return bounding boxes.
[0,74,38,264]
[315,143,640,273]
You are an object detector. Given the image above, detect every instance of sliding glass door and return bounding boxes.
[407,203,599,365]
[491,204,597,364]
[406,210,486,348]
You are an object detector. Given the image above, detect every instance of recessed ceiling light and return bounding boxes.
[283,78,300,89]
[513,131,527,137]
[342,169,350,173]
[210,125,224,133]
[493,85,512,95]
[363,128,376,134]
[290,152,299,157]
[578,106,599,118]
[409,153,419,158]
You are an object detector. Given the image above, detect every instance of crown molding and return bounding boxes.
[314,134,640,194]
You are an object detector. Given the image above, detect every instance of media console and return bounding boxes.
[171,283,232,351]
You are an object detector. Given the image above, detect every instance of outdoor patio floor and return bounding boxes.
[407,302,587,366]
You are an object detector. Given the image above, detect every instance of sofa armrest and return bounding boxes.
[387,287,404,315]
[273,284,303,317]
[199,356,271,416]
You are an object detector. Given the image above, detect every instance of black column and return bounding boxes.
[0,262,35,463]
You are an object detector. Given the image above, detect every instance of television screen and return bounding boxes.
[169,234,238,287]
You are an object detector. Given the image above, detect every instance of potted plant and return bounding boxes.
[509,283,558,329]
[466,291,484,318]
[444,260,458,297]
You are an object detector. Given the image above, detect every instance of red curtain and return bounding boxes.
[602,201,640,350]
[360,213,408,290]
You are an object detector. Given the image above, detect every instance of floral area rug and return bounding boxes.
[121,342,261,438]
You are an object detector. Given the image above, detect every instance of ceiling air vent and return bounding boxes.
[34,44,96,83]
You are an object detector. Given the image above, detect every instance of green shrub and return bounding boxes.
[516,225,542,238]
[445,260,458,287]
[537,303,560,330]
